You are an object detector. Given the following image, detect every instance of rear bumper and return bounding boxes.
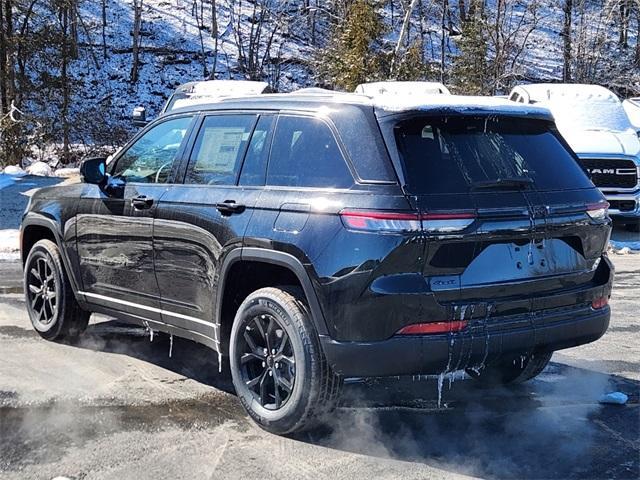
[320,304,610,377]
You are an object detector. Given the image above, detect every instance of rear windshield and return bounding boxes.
[394,116,593,194]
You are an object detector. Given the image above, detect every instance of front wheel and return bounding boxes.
[465,351,553,386]
[24,239,90,341]
[229,287,341,434]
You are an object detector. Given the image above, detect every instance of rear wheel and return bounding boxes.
[229,286,341,434]
[465,351,553,386]
[24,239,89,341]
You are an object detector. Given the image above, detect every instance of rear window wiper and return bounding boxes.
[471,177,534,190]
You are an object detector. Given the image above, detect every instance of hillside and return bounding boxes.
[1,0,640,166]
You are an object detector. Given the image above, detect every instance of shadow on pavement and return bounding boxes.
[76,319,236,395]
[67,319,639,480]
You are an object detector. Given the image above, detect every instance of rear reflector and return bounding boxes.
[586,202,610,220]
[340,210,476,233]
[591,296,609,309]
[396,320,468,335]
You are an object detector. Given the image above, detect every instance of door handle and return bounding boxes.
[216,200,246,216]
[131,195,154,210]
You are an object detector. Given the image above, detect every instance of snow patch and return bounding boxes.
[26,162,53,177]
[599,392,629,405]
[610,240,640,253]
[0,229,20,256]
[373,94,553,118]
[54,167,80,178]
[3,165,26,176]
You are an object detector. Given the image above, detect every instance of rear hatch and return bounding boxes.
[389,114,611,315]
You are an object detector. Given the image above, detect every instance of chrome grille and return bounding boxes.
[579,158,638,189]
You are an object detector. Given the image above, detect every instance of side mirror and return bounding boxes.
[80,157,107,185]
[132,106,148,127]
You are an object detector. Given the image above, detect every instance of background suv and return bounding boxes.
[509,83,640,231]
[21,92,613,434]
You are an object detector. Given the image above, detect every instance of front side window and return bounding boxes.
[112,116,192,183]
[186,114,257,185]
[267,116,353,189]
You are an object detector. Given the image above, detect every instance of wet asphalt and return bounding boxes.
[0,254,638,480]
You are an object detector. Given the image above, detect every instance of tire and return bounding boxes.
[24,239,90,341]
[465,351,553,387]
[229,286,342,435]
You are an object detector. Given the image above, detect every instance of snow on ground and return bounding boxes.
[611,240,640,253]
[0,229,19,261]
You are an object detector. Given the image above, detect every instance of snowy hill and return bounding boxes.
[2,0,640,167]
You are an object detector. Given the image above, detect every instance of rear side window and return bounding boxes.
[186,114,256,185]
[394,116,593,194]
[267,115,353,189]
[239,115,275,186]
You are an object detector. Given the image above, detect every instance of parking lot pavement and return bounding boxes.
[0,256,638,480]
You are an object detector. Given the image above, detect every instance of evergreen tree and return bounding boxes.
[318,0,386,91]
[392,38,435,81]
[451,5,489,95]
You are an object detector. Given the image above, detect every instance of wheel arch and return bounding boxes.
[216,248,329,354]
[21,213,82,296]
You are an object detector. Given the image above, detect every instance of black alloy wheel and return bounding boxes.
[26,254,59,330]
[237,312,296,410]
[24,239,89,340]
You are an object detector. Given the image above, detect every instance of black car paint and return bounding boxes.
[21,95,614,377]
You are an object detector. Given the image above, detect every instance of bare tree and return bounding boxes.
[485,0,543,93]
[192,0,209,77]
[0,0,15,115]
[391,0,420,75]
[210,0,218,77]
[130,0,143,84]
[229,0,290,82]
[102,0,108,59]
[441,0,447,82]
[562,0,573,81]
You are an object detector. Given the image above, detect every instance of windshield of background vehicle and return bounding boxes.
[546,100,634,133]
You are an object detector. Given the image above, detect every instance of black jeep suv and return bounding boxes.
[21,92,613,434]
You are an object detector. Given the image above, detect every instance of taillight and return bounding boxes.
[586,201,609,220]
[340,210,476,233]
[396,320,468,335]
[340,210,422,232]
[591,296,609,309]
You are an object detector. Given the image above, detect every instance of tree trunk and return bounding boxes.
[210,0,218,78]
[0,0,8,114]
[620,1,630,47]
[130,0,143,84]
[0,0,15,114]
[61,5,71,163]
[102,0,107,59]
[440,0,447,82]
[636,9,640,66]
[562,0,572,81]
[458,0,466,22]
[391,0,420,75]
